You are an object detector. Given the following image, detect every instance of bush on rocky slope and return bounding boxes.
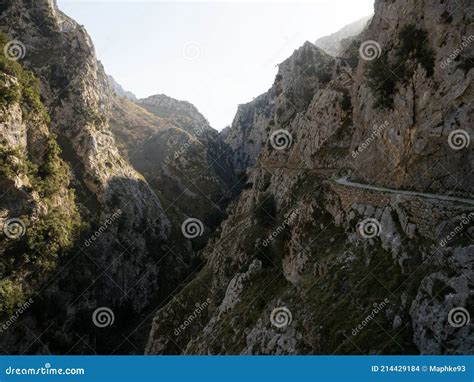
[0,34,49,120]
[0,33,83,316]
[366,24,435,109]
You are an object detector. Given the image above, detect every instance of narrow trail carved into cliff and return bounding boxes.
[335,177,474,207]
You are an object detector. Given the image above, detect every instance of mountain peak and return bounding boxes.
[107,75,137,101]
[315,15,372,56]
[139,93,212,131]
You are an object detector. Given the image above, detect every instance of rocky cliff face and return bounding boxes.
[315,15,373,57]
[0,0,227,354]
[348,0,473,196]
[108,75,137,101]
[146,0,473,355]
[109,91,237,248]
[1,0,472,356]
[0,31,83,320]
[222,42,338,174]
[138,93,237,196]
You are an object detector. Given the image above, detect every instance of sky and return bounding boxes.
[58,0,374,130]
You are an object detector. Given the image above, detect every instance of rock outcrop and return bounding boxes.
[109,90,237,247]
[108,75,137,101]
[146,0,473,355]
[222,42,338,173]
[315,15,373,57]
[0,0,472,356]
[0,0,232,354]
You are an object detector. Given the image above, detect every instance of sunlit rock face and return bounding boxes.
[0,0,234,354]
[147,0,473,355]
[0,0,471,356]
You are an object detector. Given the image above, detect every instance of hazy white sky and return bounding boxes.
[58,0,374,130]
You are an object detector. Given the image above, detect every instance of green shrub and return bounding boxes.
[0,74,21,107]
[0,32,49,121]
[36,135,71,197]
[0,280,25,316]
[253,193,277,226]
[276,106,284,118]
[237,171,248,183]
[0,32,83,314]
[366,52,397,109]
[317,69,332,84]
[397,24,435,78]
[340,90,352,112]
[0,145,33,180]
[365,24,435,109]
[345,40,360,69]
[1,140,82,275]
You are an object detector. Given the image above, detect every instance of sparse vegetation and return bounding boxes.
[366,52,397,109]
[397,24,435,78]
[366,24,435,109]
[0,280,25,315]
[1,138,83,315]
[340,89,352,111]
[345,40,361,69]
[253,193,277,226]
[0,33,49,121]
[0,32,83,316]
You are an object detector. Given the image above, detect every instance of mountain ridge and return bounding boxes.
[146,0,473,355]
[0,0,472,356]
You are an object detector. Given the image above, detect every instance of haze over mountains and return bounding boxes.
[57,0,375,131]
[0,0,472,355]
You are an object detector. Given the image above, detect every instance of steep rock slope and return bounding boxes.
[0,0,193,354]
[0,32,82,318]
[348,0,473,195]
[108,75,137,101]
[147,0,473,355]
[222,42,338,174]
[138,94,237,206]
[315,15,372,57]
[109,92,237,245]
